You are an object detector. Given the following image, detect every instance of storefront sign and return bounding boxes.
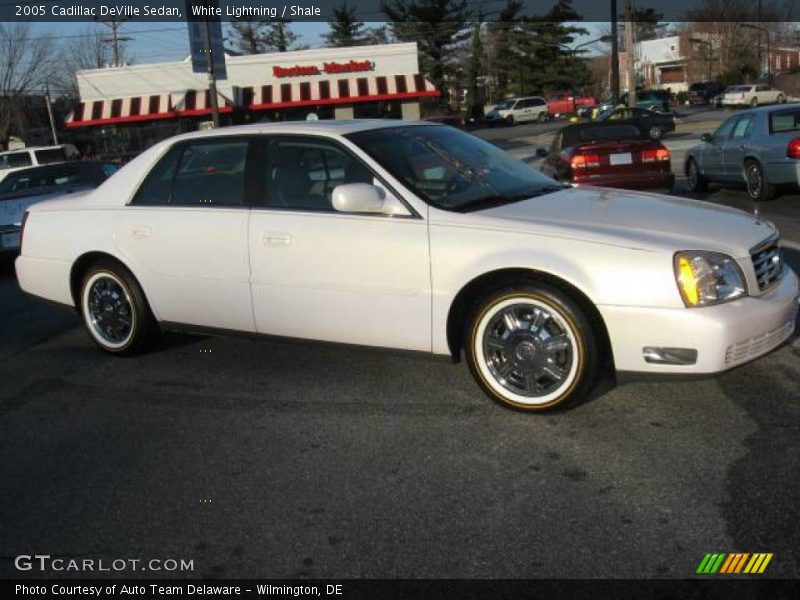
[273,60,375,78]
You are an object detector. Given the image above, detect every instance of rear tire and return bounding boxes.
[750,97,758,107]
[537,112,547,123]
[79,260,157,355]
[744,159,776,202]
[777,94,786,104]
[465,283,599,412]
[687,158,708,193]
[506,115,515,126]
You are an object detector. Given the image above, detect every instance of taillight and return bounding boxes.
[570,153,601,169]
[641,148,670,163]
[787,137,800,158]
[20,211,29,252]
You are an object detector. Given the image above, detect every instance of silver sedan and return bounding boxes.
[685,104,800,201]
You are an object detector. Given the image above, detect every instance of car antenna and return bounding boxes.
[753,201,761,224]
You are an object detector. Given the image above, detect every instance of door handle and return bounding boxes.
[263,233,292,247]
[130,226,151,239]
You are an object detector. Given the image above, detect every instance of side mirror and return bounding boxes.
[700,133,712,143]
[331,183,409,216]
[535,148,549,158]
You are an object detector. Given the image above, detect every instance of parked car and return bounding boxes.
[0,161,117,253]
[685,104,800,201]
[594,107,676,140]
[538,122,675,189]
[16,122,798,412]
[688,81,725,105]
[0,145,76,183]
[721,84,786,107]
[484,96,549,125]
[546,91,597,118]
[618,90,673,113]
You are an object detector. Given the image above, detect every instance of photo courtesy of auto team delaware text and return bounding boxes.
[1,0,799,594]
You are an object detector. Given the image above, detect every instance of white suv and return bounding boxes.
[485,96,549,125]
[0,145,73,183]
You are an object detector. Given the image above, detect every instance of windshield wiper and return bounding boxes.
[454,184,569,213]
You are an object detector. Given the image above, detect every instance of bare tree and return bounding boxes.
[0,24,57,150]
[52,27,117,99]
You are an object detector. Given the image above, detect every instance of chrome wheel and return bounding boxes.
[82,272,135,349]
[476,297,579,404]
[746,163,762,199]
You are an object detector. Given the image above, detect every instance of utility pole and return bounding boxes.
[97,18,131,67]
[610,0,620,103]
[624,0,636,107]
[44,83,58,145]
[203,16,220,128]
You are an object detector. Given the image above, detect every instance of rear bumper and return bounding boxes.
[0,225,21,253]
[15,254,74,306]
[574,171,674,189]
[601,267,799,374]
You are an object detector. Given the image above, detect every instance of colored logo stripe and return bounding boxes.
[697,552,773,574]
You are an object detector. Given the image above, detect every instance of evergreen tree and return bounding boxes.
[487,0,525,99]
[382,0,470,103]
[230,19,270,54]
[324,2,369,47]
[265,20,300,52]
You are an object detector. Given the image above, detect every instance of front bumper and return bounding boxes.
[0,225,21,253]
[600,267,799,373]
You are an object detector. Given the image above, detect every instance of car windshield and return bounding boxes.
[494,100,515,110]
[347,125,566,213]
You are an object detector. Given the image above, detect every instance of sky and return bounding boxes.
[24,20,607,66]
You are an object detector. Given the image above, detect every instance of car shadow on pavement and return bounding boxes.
[0,253,17,279]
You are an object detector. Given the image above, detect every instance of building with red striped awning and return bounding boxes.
[64,43,439,158]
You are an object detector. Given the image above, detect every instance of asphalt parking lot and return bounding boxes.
[1,110,799,579]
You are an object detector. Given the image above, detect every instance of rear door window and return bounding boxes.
[769,109,800,133]
[0,152,33,170]
[33,148,67,165]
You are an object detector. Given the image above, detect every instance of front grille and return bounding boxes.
[750,237,783,291]
[725,320,795,365]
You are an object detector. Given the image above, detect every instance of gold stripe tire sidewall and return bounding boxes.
[465,287,598,412]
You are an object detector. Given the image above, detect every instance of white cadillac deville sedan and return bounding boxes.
[15,121,800,411]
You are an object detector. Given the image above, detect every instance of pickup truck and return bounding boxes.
[546,92,597,118]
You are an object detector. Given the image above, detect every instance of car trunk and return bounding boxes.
[566,139,670,183]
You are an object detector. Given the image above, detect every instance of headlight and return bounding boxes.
[674,251,747,307]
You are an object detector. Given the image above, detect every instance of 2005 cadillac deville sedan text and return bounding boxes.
[15,121,800,411]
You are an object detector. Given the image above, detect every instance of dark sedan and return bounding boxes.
[538,122,674,190]
[595,107,676,140]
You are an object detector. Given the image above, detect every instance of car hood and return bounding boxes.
[447,186,776,258]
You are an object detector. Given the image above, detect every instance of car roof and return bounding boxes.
[0,160,105,176]
[0,145,65,156]
[164,120,438,144]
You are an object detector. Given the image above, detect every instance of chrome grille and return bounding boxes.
[750,237,783,291]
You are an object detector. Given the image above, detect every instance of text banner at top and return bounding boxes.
[2,0,796,23]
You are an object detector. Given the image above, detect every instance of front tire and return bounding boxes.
[506,115,515,126]
[80,261,157,355]
[750,97,758,107]
[465,284,599,412]
[744,160,776,202]
[777,93,786,104]
[648,125,662,140]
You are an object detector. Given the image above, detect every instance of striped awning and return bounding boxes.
[65,74,439,127]
[245,73,439,110]
[65,90,233,128]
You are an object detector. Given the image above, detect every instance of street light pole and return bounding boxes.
[610,0,620,103]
